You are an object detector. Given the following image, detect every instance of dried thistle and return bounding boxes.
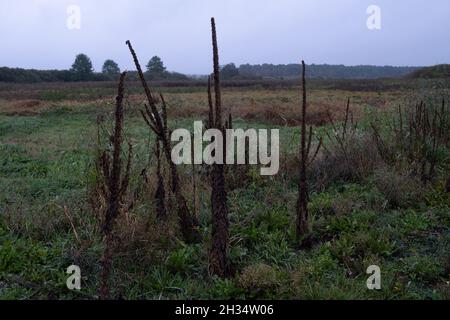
[126,40,200,243]
[208,17,233,277]
[323,98,357,173]
[371,98,448,183]
[296,61,322,243]
[155,139,166,220]
[99,72,133,299]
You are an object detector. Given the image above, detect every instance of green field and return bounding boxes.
[0,79,449,299]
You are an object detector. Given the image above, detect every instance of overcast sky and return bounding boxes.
[1,0,449,74]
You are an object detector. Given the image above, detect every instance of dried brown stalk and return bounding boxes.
[126,40,200,243]
[155,139,166,220]
[324,98,358,174]
[296,61,322,242]
[372,98,448,183]
[99,72,133,299]
[191,134,198,220]
[63,205,80,244]
[208,17,233,277]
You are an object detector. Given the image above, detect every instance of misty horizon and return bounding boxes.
[1,0,449,73]
[0,59,426,76]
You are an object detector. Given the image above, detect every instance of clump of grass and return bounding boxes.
[317,135,379,187]
[238,263,280,297]
[330,229,396,276]
[400,254,445,284]
[370,165,424,209]
[306,100,381,190]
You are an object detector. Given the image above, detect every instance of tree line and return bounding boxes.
[238,63,421,79]
[0,53,423,83]
[0,54,188,83]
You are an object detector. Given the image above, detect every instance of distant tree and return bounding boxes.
[146,56,166,77]
[221,63,239,80]
[71,53,94,80]
[102,59,120,75]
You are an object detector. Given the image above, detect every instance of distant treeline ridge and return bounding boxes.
[238,63,421,79]
[0,63,422,83]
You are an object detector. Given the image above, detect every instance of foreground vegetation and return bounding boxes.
[0,74,449,299]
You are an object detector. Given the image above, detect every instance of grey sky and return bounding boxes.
[1,0,449,74]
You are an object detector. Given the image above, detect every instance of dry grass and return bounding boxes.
[0,99,48,115]
[160,89,370,126]
[0,88,398,127]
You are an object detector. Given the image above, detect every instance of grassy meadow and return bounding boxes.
[0,78,449,299]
